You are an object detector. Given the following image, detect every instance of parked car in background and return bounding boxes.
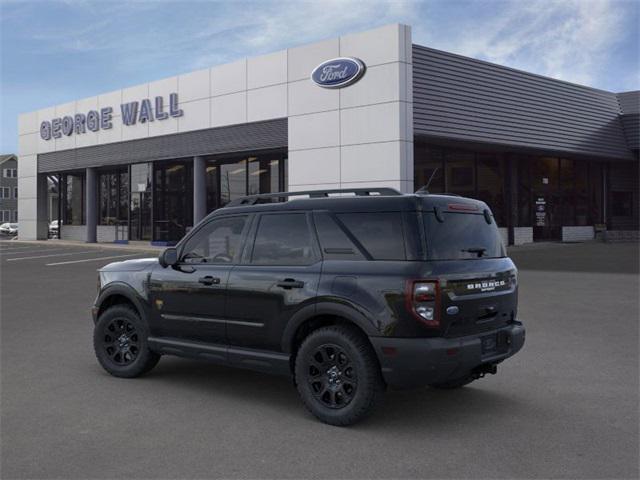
[0,223,18,236]
[49,220,60,238]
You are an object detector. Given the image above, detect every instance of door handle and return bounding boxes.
[198,276,221,286]
[276,278,305,289]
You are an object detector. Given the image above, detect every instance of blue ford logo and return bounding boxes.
[311,57,366,89]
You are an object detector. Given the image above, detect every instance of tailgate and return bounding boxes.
[440,269,517,338]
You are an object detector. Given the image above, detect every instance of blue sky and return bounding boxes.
[1,0,638,153]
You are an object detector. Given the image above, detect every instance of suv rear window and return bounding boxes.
[423,212,505,260]
[337,213,406,260]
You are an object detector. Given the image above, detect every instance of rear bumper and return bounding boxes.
[370,322,525,389]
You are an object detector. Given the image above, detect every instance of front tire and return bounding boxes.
[294,325,384,426]
[93,305,160,378]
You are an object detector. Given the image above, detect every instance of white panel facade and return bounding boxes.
[177,98,209,133]
[247,50,287,89]
[211,92,247,127]
[287,23,413,193]
[288,80,339,116]
[288,148,341,187]
[178,68,210,103]
[18,111,38,135]
[247,84,287,122]
[288,110,340,151]
[18,23,413,239]
[288,38,340,82]
[211,59,246,96]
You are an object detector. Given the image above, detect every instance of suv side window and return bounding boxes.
[250,213,317,266]
[181,215,248,264]
[313,212,365,260]
[337,212,406,260]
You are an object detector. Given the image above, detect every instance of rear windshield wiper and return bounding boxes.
[461,247,487,257]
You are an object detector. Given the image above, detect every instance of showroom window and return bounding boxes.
[61,173,85,225]
[154,160,193,242]
[98,169,128,225]
[414,143,506,225]
[206,151,287,213]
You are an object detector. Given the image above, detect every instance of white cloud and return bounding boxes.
[414,0,637,89]
[188,0,418,69]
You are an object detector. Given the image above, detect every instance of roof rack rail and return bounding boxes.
[226,188,402,207]
[414,188,461,198]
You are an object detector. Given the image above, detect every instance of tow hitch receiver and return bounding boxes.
[472,363,498,379]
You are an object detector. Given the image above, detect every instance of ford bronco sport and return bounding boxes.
[92,188,525,426]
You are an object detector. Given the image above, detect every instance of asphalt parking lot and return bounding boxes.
[1,240,638,479]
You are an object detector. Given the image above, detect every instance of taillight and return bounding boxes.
[510,269,518,288]
[406,280,440,327]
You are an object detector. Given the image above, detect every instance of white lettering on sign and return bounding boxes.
[319,64,350,82]
[466,279,506,292]
[40,93,183,140]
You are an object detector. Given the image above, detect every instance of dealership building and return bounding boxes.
[17,24,639,245]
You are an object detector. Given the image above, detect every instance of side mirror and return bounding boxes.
[159,247,178,268]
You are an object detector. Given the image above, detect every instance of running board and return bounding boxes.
[148,337,291,376]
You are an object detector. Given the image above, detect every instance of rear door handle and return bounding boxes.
[276,278,305,289]
[198,276,221,286]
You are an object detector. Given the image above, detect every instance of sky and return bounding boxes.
[1,0,638,153]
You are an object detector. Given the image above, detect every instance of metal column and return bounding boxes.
[193,156,207,225]
[85,167,97,243]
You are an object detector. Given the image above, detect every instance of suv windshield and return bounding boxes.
[423,212,505,260]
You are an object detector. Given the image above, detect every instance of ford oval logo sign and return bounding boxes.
[311,57,366,89]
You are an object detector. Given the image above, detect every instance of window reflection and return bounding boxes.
[206,151,287,213]
[98,169,128,225]
[414,141,611,233]
[154,161,193,242]
[62,173,85,225]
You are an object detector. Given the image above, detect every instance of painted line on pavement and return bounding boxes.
[0,247,49,253]
[46,253,143,266]
[7,250,103,262]
[1,248,74,256]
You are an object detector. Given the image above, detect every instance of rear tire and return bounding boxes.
[93,305,160,378]
[429,375,475,389]
[294,325,384,426]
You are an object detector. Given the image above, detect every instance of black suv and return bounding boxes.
[92,188,525,425]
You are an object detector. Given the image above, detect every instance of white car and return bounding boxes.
[0,223,18,235]
[49,220,60,238]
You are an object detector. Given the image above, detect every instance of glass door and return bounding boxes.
[129,163,152,241]
[130,192,152,241]
[153,161,193,243]
[532,157,561,241]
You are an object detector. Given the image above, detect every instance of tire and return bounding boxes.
[294,325,385,426]
[429,375,475,389]
[93,304,160,378]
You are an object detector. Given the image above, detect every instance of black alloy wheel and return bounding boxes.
[295,325,385,426]
[93,304,160,378]
[307,344,358,409]
[101,318,140,366]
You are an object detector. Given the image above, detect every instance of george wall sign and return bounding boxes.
[40,93,184,140]
[311,57,366,89]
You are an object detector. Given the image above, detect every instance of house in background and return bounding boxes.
[0,154,18,224]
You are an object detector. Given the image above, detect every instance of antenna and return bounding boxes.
[415,167,440,195]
